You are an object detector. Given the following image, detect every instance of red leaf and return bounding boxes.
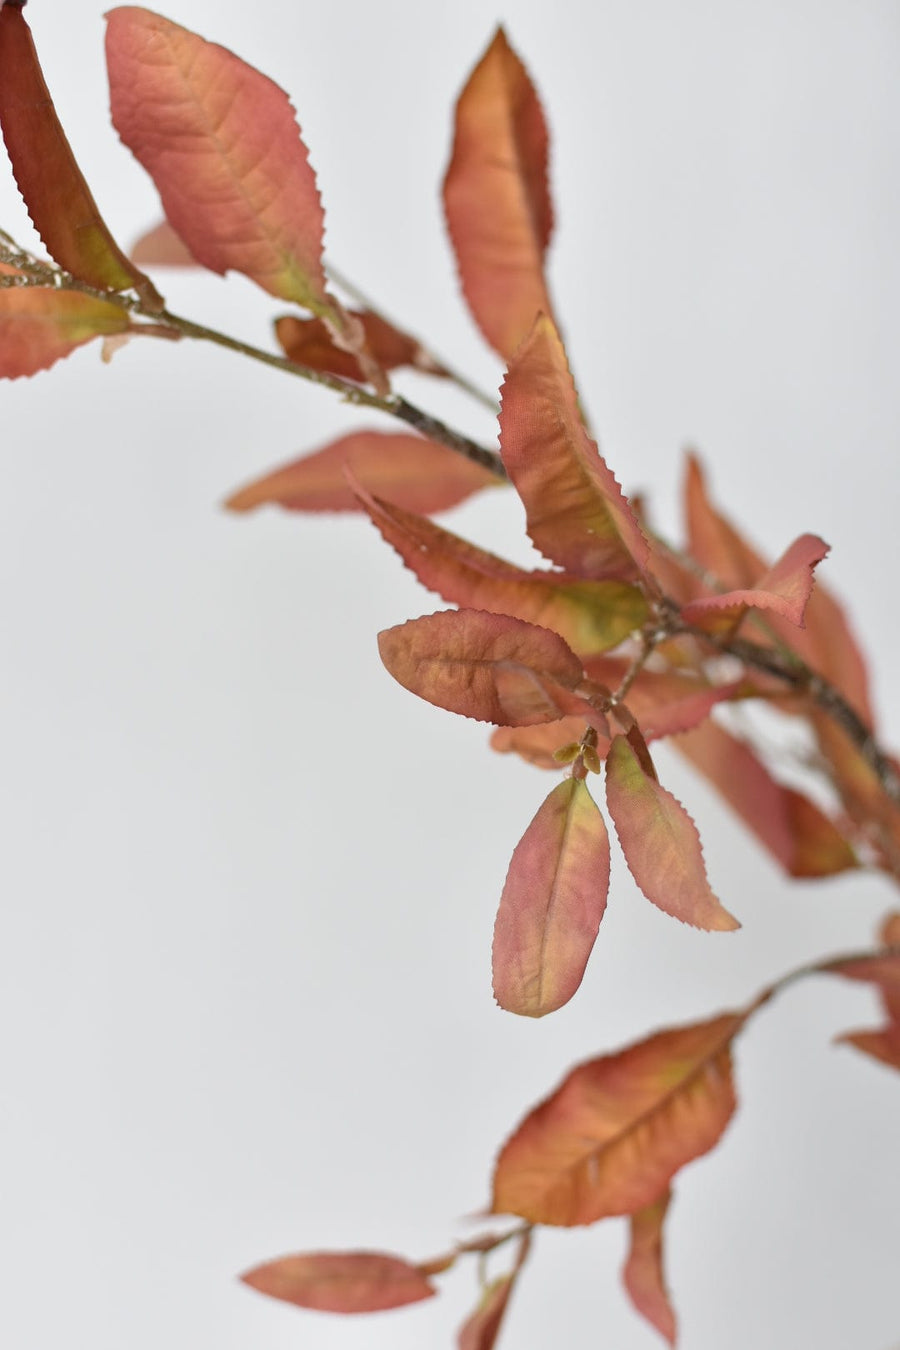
[491,1012,744,1225]
[0,265,132,378]
[680,533,829,631]
[377,609,596,728]
[605,734,740,931]
[443,27,554,359]
[674,719,857,878]
[276,312,447,383]
[457,1275,515,1350]
[493,778,610,1017]
[240,1250,436,1313]
[0,4,161,308]
[225,431,497,516]
[106,8,331,313]
[131,219,197,267]
[622,1191,677,1346]
[354,482,647,656]
[500,315,650,581]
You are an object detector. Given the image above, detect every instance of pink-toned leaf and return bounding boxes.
[225,431,498,516]
[457,1275,515,1350]
[837,1026,900,1072]
[680,533,829,631]
[275,312,447,383]
[131,218,198,267]
[605,734,740,930]
[240,1250,436,1313]
[500,314,650,581]
[674,719,857,878]
[0,3,161,308]
[354,482,648,656]
[443,27,554,360]
[684,453,764,591]
[622,1190,677,1347]
[377,609,597,728]
[0,265,132,378]
[490,717,601,769]
[491,1011,744,1225]
[106,7,331,313]
[493,777,610,1017]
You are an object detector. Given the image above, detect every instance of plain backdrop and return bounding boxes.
[2,2,899,1347]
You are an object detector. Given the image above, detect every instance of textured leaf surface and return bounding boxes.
[681,533,829,631]
[500,315,649,580]
[276,311,445,383]
[378,609,594,727]
[443,27,553,359]
[106,7,330,311]
[623,1190,677,1346]
[0,4,160,306]
[0,266,131,378]
[240,1251,435,1312]
[492,1012,743,1225]
[457,1275,515,1350]
[356,484,647,655]
[493,778,610,1016]
[226,432,497,515]
[605,735,739,930]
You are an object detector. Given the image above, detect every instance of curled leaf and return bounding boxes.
[0,265,131,378]
[622,1191,677,1346]
[240,1250,436,1313]
[680,533,830,631]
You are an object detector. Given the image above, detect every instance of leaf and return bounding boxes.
[276,312,447,383]
[500,315,650,581]
[457,1275,515,1350]
[0,265,132,378]
[680,533,830,631]
[240,1250,436,1313]
[493,778,610,1017]
[491,1011,744,1225]
[354,482,648,656]
[106,7,331,313]
[131,218,198,267]
[585,656,748,741]
[831,936,900,1072]
[604,734,740,931]
[674,719,857,878]
[490,717,601,769]
[225,431,498,516]
[377,609,597,729]
[622,1190,677,1346]
[0,3,161,308]
[443,27,554,359]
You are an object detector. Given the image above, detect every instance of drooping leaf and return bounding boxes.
[225,431,498,516]
[443,27,554,359]
[493,777,610,1017]
[106,7,332,313]
[131,218,198,267]
[276,311,447,383]
[0,3,161,308]
[680,533,829,632]
[354,482,648,656]
[0,265,132,378]
[377,609,597,728]
[622,1190,677,1347]
[457,1275,515,1350]
[604,734,740,931]
[490,717,602,769]
[500,315,650,581]
[240,1250,436,1313]
[674,719,857,878]
[830,935,900,1072]
[491,1011,744,1225]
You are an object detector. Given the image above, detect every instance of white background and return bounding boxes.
[2,1,899,1347]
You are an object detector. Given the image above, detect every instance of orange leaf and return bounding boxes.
[377,609,596,729]
[622,1190,677,1347]
[674,719,857,878]
[131,219,198,267]
[225,431,497,516]
[490,717,601,769]
[493,778,610,1017]
[604,735,740,931]
[500,315,650,581]
[457,1275,515,1350]
[880,912,900,947]
[491,1011,743,1225]
[0,3,161,308]
[680,533,829,631]
[106,8,331,313]
[0,266,131,378]
[240,1250,436,1313]
[276,312,446,383]
[354,482,647,656]
[831,934,900,1072]
[443,27,554,359]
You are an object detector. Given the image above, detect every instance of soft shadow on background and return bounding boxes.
[2,2,899,1347]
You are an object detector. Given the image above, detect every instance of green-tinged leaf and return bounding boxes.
[622,1191,677,1346]
[500,314,650,581]
[106,7,331,313]
[225,431,498,516]
[605,734,740,931]
[493,778,610,1017]
[443,27,554,359]
[0,265,131,378]
[680,533,829,631]
[276,312,447,383]
[0,3,161,308]
[492,1011,744,1225]
[355,482,647,656]
[377,609,598,728]
[240,1251,436,1313]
